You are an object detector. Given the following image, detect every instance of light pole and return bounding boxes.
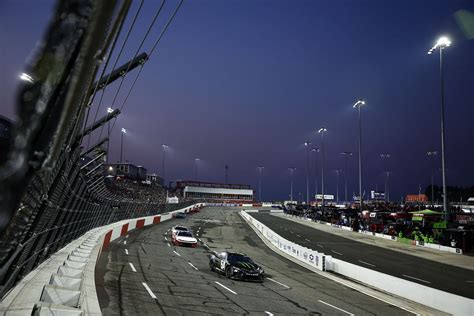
[427,151,439,205]
[304,141,310,204]
[318,128,327,211]
[257,166,264,202]
[380,153,391,201]
[428,36,451,219]
[120,128,127,163]
[106,107,113,163]
[340,152,352,203]
[288,167,296,202]
[161,144,168,186]
[334,169,342,203]
[353,99,366,213]
[194,158,200,181]
[312,148,319,203]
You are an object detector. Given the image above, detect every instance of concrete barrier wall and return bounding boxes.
[0,203,205,315]
[252,212,472,315]
[241,211,326,271]
[327,257,474,315]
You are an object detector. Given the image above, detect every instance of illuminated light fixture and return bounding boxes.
[107,107,114,113]
[318,128,327,133]
[353,99,365,108]
[19,73,34,83]
[304,141,310,146]
[121,128,127,134]
[427,36,451,54]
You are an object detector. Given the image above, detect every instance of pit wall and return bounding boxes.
[242,210,473,316]
[0,203,205,316]
[283,214,463,254]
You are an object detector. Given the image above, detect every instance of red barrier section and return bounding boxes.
[103,230,112,250]
[136,219,145,229]
[121,223,129,236]
[153,216,161,224]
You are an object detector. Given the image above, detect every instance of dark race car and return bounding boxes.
[209,251,264,282]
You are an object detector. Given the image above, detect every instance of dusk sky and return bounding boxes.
[1,0,473,201]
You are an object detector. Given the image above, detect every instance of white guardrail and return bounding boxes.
[240,211,326,271]
[242,210,474,316]
[0,203,205,316]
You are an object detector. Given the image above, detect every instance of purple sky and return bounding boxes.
[1,0,473,201]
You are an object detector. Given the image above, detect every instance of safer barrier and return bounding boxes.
[0,203,204,315]
[247,211,473,315]
[240,211,326,271]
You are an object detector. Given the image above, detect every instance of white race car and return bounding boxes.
[171,225,190,238]
[172,231,198,247]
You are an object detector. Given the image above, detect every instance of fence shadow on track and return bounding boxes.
[0,0,191,299]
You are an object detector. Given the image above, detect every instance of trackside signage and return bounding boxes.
[241,211,326,271]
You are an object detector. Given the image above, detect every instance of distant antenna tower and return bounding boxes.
[225,165,229,184]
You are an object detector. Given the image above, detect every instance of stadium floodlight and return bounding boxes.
[317,128,327,210]
[288,167,296,202]
[427,36,450,218]
[311,148,320,201]
[427,36,451,55]
[304,141,310,203]
[353,99,366,213]
[19,73,34,83]
[194,158,200,181]
[340,152,353,203]
[120,128,127,163]
[107,107,114,114]
[161,144,169,186]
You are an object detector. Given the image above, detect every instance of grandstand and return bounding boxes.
[176,181,254,203]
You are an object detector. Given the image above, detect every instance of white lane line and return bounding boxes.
[123,240,127,245]
[142,282,157,299]
[126,235,129,239]
[173,250,181,257]
[284,228,288,231]
[296,234,301,237]
[318,300,354,315]
[402,274,431,284]
[289,231,294,234]
[267,277,290,289]
[125,249,129,255]
[188,262,198,270]
[305,238,311,242]
[129,262,137,272]
[164,236,168,241]
[215,281,237,294]
[358,260,376,267]
[317,244,324,248]
[331,250,343,256]
[167,243,171,247]
[264,311,274,316]
[466,280,474,283]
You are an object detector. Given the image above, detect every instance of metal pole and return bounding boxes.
[344,155,348,203]
[387,171,390,202]
[314,151,318,201]
[290,169,293,202]
[358,106,363,213]
[431,171,434,206]
[258,166,263,202]
[162,146,166,184]
[321,133,325,211]
[120,131,124,163]
[106,122,110,163]
[306,145,309,204]
[336,170,340,203]
[439,47,448,219]
[194,159,198,181]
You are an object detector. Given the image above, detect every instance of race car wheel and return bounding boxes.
[225,266,233,279]
[258,274,264,283]
[209,262,215,272]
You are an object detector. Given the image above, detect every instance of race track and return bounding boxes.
[250,212,474,299]
[96,207,413,315]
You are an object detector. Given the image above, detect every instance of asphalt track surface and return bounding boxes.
[95,208,412,315]
[250,213,474,299]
